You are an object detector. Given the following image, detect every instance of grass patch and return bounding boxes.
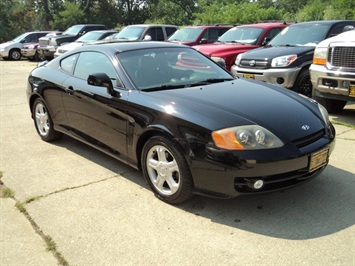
[15,202,26,213]
[2,187,15,197]
[332,121,355,129]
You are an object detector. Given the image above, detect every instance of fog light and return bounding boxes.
[246,179,264,190]
[276,78,284,84]
[342,80,350,88]
[253,180,264,189]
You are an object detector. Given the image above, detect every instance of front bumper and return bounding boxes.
[190,132,335,198]
[21,48,36,58]
[0,49,9,58]
[37,45,57,57]
[231,65,301,88]
[310,64,355,101]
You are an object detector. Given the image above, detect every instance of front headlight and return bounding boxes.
[212,125,284,150]
[271,54,297,67]
[313,47,327,65]
[318,103,330,127]
[235,54,242,66]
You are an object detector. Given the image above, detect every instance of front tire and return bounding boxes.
[9,49,22,60]
[33,98,62,142]
[293,69,312,97]
[141,135,193,204]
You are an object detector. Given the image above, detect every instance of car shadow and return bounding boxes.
[177,164,354,240]
[53,136,353,241]
[330,102,355,125]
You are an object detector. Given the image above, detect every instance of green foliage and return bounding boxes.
[1,0,354,43]
[52,2,85,30]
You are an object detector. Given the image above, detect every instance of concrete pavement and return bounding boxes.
[1,60,354,265]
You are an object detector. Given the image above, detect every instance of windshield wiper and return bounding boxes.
[141,84,185,92]
[190,78,234,86]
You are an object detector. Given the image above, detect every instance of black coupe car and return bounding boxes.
[27,42,335,204]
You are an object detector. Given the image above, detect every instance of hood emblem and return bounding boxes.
[249,60,256,66]
[302,125,310,130]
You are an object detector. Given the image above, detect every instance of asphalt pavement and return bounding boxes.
[0,60,354,265]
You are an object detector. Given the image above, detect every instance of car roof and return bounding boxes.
[238,22,288,28]
[289,20,355,26]
[124,24,178,28]
[78,41,188,54]
[182,25,233,28]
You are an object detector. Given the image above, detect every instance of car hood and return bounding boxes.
[242,46,315,60]
[0,41,14,49]
[137,79,324,143]
[194,43,258,56]
[59,42,83,50]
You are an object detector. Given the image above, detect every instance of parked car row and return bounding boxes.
[231,20,355,99]
[2,20,354,113]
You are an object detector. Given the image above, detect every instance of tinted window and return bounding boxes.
[145,28,164,41]
[74,52,117,81]
[166,27,178,38]
[60,53,79,73]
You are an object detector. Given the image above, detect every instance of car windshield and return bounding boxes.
[269,24,329,46]
[76,32,103,43]
[63,25,84,36]
[12,33,28,42]
[218,27,263,44]
[113,26,145,40]
[117,47,233,91]
[168,28,204,42]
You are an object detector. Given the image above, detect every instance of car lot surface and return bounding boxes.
[0,59,354,265]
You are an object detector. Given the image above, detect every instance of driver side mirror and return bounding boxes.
[87,73,119,97]
[144,35,152,41]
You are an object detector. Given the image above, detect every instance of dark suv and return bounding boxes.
[168,25,232,46]
[232,20,355,97]
[37,24,107,59]
[193,22,289,70]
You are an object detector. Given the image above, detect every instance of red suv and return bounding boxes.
[168,25,232,46]
[193,22,289,70]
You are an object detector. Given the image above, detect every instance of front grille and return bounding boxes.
[39,39,49,46]
[239,59,269,69]
[292,129,325,148]
[328,46,355,69]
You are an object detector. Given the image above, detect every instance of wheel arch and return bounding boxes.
[135,126,191,171]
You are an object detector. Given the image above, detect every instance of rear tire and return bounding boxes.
[32,98,62,142]
[141,135,193,204]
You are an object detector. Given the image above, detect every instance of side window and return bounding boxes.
[166,27,178,38]
[146,28,164,41]
[207,29,219,43]
[25,34,37,43]
[60,53,79,73]
[328,24,350,37]
[218,28,230,37]
[266,28,281,39]
[74,52,117,81]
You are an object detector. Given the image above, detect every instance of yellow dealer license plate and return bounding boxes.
[309,147,329,172]
[243,73,255,79]
[349,85,355,97]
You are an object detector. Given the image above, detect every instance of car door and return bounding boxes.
[61,51,129,159]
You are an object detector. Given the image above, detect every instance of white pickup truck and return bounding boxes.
[310,28,355,113]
